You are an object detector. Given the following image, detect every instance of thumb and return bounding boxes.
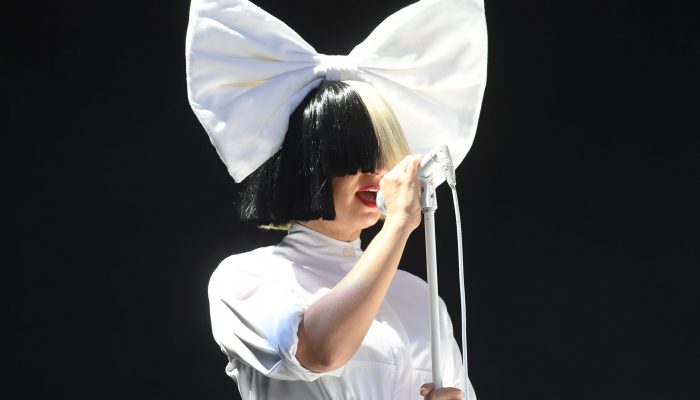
[420,383,434,397]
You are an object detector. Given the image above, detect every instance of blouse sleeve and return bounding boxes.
[207,253,345,382]
[439,298,477,398]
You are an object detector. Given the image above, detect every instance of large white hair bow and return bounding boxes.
[186,0,487,182]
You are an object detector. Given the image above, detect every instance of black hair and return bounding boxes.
[237,80,380,227]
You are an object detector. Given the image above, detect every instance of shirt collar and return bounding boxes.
[278,223,363,270]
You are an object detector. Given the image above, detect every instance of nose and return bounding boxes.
[366,168,388,181]
[369,166,389,176]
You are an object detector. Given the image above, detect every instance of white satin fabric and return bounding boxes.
[186,0,488,182]
[208,223,476,399]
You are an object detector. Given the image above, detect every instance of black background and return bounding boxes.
[6,0,699,399]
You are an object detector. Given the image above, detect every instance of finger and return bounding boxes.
[426,387,463,400]
[394,154,416,172]
[419,383,434,397]
[406,154,421,178]
[404,154,419,171]
[392,155,412,173]
[402,155,412,172]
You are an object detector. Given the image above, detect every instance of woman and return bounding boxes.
[186,1,487,398]
[207,80,472,399]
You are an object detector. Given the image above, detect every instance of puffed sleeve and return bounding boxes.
[439,299,477,399]
[208,251,345,381]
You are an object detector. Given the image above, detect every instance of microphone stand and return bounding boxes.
[379,145,466,397]
[421,177,443,389]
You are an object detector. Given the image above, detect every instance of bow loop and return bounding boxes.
[315,55,359,81]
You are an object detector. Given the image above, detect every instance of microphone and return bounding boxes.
[376,145,456,215]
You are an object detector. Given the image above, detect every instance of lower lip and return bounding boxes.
[356,193,377,208]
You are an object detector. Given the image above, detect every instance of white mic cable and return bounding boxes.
[448,180,470,400]
[439,157,470,400]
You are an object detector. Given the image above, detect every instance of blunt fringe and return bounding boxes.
[238,80,410,229]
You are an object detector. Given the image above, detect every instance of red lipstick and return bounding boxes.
[356,184,380,208]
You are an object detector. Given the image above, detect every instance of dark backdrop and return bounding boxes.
[6,0,699,399]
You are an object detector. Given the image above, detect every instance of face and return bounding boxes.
[301,168,388,241]
[332,168,388,230]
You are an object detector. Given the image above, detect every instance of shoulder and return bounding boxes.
[208,245,295,295]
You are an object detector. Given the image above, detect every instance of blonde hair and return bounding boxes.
[345,80,411,168]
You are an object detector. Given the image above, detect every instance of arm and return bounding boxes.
[295,155,423,372]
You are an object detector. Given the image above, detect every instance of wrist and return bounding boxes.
[381,214,418,238]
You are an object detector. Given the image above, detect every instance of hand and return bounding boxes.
[378,154,422,233]
[420,383,463,400]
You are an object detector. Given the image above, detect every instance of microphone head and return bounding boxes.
[419,145,456,188]
[376,145,456,217]
[376,189,388,215]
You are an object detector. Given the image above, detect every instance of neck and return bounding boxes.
[297,220,361,242]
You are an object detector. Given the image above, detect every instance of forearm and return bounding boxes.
[296,218,412,372]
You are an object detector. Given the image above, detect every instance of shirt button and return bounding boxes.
[341,248,354,257]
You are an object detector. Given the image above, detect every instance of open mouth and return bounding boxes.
[356,185,379,208]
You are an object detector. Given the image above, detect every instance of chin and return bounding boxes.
[359,213,381,230]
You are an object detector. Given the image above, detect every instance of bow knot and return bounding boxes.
[315,55,359,81]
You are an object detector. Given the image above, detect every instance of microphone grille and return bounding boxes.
[376,190,387,215]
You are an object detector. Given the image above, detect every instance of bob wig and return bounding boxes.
[238,80,410,229]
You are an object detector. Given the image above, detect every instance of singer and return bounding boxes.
[186,0,487,399]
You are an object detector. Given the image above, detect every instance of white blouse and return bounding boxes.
[208,223,476,400]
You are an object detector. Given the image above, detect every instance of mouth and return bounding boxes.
[356,185,379,208]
